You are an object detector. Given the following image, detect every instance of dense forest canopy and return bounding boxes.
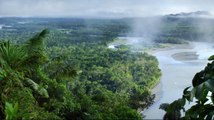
[0,18,162,119]
[1,14,214,119]
[1,16,214,46]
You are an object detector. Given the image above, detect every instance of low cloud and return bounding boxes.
[0,0,214,17]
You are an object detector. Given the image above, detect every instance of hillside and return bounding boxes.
[0,18,161,119]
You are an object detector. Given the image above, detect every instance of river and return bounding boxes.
[144,42,214,119]
[0,24,3,29]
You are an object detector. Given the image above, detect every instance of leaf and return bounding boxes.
[189,87,196,102]
[13,102,18,115]
[185,104,202,119]
[192,71,204,87]
[195,84,209,103]
[23,29,49,67]
[179,98,186,107]
[38,86,49,98]
[204,79,214,93]
[5,102,18,120]
[183,86,191,99]
[159,103,169,111]
[183,86,191,94]
[208,55,214,61]
[206,111,214,120]
[27,29,49,49]
[0,41,28,71]
[24,78,49,98]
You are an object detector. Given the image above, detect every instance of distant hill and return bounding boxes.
[166,11,211,17]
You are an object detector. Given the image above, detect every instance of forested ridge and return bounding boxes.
[1,15,210,119]
[1,16,214,46]
[0,18,161,119]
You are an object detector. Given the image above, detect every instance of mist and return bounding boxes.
[128,17,164,44]
[120,11,214,50]
[1,0,214,18]
[194,18,214,42]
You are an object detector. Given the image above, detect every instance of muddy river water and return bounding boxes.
[144,42,214,119]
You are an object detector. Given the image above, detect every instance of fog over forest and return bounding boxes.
[1,0,214,18]
[1,1,214,120]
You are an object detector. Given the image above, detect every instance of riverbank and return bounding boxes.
[146,42,193,102]
[143,41,211,119]
[172,52,198,61]
[147,42,193,55]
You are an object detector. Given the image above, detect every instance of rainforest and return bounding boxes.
[1,1,214,119]
[0,18,162,119]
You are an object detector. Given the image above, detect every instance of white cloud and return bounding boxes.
[0,0,214,17]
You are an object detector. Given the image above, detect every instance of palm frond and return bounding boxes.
[26,29,49,51]
[23,29,49,67]
[0,41,28,70]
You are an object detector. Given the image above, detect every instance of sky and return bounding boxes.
[0,0,214,18]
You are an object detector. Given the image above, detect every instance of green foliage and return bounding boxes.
[4,102,18,120]
[0,30,77,119]
[0,18,129,46]
[0,18,161,119]
[47,44,160,119]
[160,98,185,120]
[160,56,214,119]
[0,41,27,71]
[114,106,142,120]
[24,78,49,98]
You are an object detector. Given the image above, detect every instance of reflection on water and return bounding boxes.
[0,24,3,29]
[143,42,213,119]
[194,42,214,60]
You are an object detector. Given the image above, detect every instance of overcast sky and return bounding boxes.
[0,0,214,18]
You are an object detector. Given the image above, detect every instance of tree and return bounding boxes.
[0,29,78,119]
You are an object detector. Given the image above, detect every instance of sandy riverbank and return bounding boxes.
[147,42,194,101]
[147,42,193,55]
[172,52,198,61]
[144,42,212,119]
